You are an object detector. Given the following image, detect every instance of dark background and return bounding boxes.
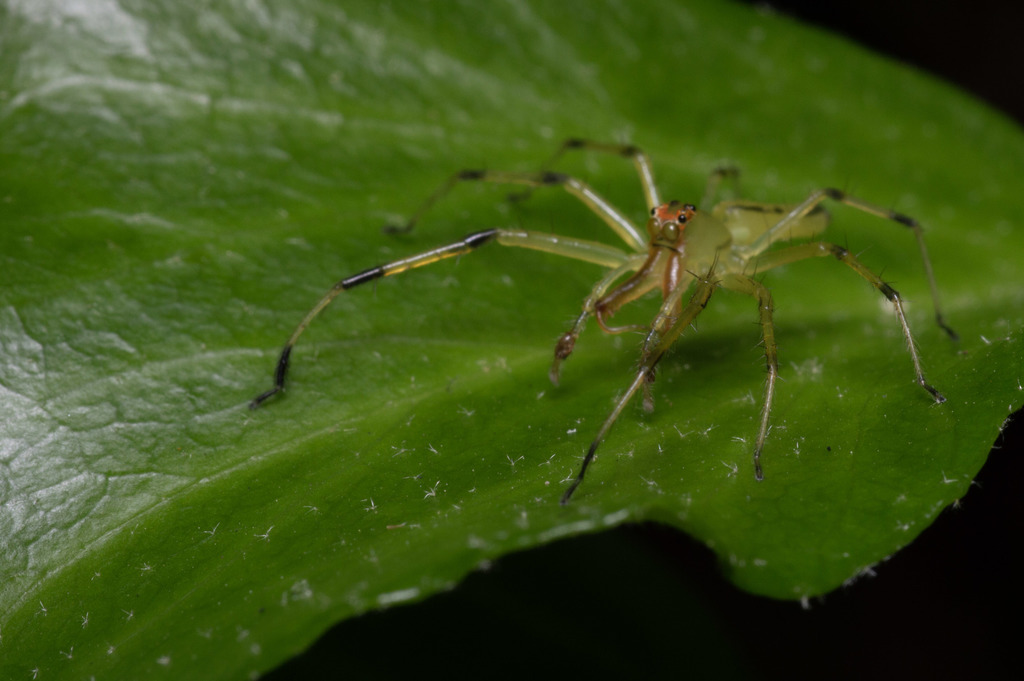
[755,0,1024,126]
[269,2,1023,678]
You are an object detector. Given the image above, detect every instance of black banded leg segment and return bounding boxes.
[827,189,959,341]
[699,165,742,211]
[561,275,717,505]
[385,168,646,250]
[718,274,778,481]
[383,171,471,235]
[752,241,946,404]
[750,188,958,341]
[251,229,632,408]
[250,229,501,408]
[510,138,662,211]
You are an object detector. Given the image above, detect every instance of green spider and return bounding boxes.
[252,139,956,504]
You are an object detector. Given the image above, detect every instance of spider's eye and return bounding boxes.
[650,207,658,216]
[646,216,660,238]
[662,222,680,242]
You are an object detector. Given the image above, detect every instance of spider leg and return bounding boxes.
[746,188,957,340]
[717,274,778,481]
[509,138,741,218]
[385,168,647,250]
[634,274,693,414]
[699,165,742,210]
[251,229,631,408]
[752,241,945,403]
[561,273,717,505]
[507,138,662,211]
[551,256,647,385]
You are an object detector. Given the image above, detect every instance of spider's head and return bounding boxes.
[647,201,696,248]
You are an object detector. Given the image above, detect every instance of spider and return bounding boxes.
[251,139,957,504]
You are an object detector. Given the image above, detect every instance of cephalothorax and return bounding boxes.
[252,139,956,504]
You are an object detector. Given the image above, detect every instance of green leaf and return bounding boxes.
[2,0,1021,677]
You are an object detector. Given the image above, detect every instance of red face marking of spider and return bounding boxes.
[647,201,695,248]
[251,139,957,505]
[651,200,696,228]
